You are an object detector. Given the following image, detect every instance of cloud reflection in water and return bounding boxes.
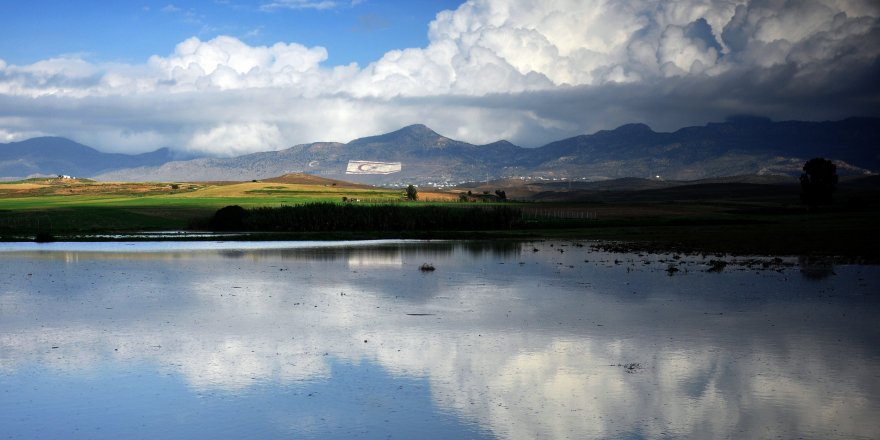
[1,241,878,439]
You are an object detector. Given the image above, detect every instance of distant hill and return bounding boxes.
[458,173,880,203]
[0,137,174,180]
[455,174,798,201]
[5,117,878,185]
[262,173,374,189]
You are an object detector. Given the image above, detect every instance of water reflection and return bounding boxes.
[1,241,878,439]
[0,239,521,264]
[1,361,493,439]
[799,255,836,280]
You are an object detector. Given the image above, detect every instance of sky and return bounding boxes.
[1,0,878,156]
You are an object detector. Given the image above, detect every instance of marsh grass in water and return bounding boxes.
[202,203,523,232]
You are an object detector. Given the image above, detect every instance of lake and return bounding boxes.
[1,240,878,439]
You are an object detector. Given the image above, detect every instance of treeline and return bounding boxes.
[204,203,521,232]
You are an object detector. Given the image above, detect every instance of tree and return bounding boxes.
[211,205,249,230]
[406,184,418,201]
[800,157,838,209]
[494,189,507,201]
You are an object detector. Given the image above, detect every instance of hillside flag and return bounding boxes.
[346,161,402,175]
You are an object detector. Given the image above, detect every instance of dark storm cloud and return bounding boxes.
[1,0,878,153]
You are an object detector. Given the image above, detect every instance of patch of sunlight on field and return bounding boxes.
[0,195,128,209]
[0,180,461,214]
[169,182,278,197]
[419,192,460,202]
[170,182,391,198]
[0,183,47,190]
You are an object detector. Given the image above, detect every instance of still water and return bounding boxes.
[1,240,878,439]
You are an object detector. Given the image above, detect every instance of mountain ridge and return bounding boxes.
[3,117,878,185]
[0,137,175,180]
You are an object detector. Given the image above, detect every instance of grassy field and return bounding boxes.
[2,175,878,260]
[0,177,466,235]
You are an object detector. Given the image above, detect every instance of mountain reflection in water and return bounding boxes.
[1,240,878,439]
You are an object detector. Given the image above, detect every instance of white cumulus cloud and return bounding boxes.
[0,0,878,155]
[188,122,284,156]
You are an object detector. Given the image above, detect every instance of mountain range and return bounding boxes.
[0,137,174,180]
[2,117,878,185]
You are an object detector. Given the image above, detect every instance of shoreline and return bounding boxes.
[2,227,877,263]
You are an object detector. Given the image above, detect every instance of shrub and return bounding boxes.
[210,205,250,230]
[406,185,418,201]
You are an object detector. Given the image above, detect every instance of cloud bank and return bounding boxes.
[1,0,878,155]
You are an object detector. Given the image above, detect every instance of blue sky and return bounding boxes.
[1,1,878,155]
[0,1,463,66]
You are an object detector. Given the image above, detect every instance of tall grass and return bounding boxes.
[206,202,522,232]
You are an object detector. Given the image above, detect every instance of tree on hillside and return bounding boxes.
[494,190,507,201]
[406,184,418,201]
[800,157,838,209]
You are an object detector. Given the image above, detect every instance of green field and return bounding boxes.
[2,176,879,261]
[0,180,492,235]
[0,178,421,234]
